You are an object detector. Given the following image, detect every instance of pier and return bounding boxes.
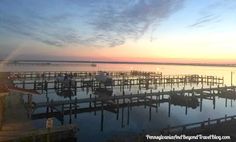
[27,85,236,131]
[7,71,231,124]
[123,115,236,142]
[1,70,235,141]
[157,115,236,142]
[2,124,77,142]
[10,71,224,96]
[0,72,78,142]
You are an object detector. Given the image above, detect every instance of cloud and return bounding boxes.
[0,0,185,47]
[89,0,185,46]
[188,14,221,28]
[188,0,236,28]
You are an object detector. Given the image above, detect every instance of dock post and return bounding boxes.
[185,106,188,115]
[50,99,54,114]
[28,94,32,119]
[145,79,149,90]
[144,92,147,108]
[61,104,64,125]
[89,94,92,108]
[225,98,228,107]
[45,80,48,93]
[221,77,224,86]
[94,96,97,116]
[123,91,125,104]
[155,78,157,89]
[34,80,36,90]
[200,97,203,112]
[156,92,159,112]
[69,100,72,124]
[149,105,152,121]
[231,72,233,86]
[208,118,210,126]
[113,94,116,102]
[158,92,161,107]
[217,85,220,94]
[184,77,186,88]
[121,107,124,128]
[116,98,119,120]
[163,77,166,89]
[161,89,164,100]
[41,80,44,93]
[74,97,77,118]
[74,81,77,95]
[100,101,104,131]
[129,80,131,91]
[23,80,25,89]
[192,87,194,96]
[168,97,171,117]
[127,101,130,125]
[130,93,133,110]
[213,96,216,110]
[138,78,141,90]
[92,79,94,92]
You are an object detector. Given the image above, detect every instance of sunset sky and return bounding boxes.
[0,0,236,63]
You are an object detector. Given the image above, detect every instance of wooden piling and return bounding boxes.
[100,101,104,131]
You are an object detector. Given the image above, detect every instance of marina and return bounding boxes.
[1,1,236,141]
[1,67,236,141]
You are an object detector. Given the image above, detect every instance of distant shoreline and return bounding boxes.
[1,60,236,68]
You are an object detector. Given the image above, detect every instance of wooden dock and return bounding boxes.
[33,85,236,109]
[9,71,162,80]
[25,85,236,131]
[1,124,77,142]
[2,71,234,136]
[117,115,236,142]
[0,72,78,142]
[10,71,224,96]
[159,115,236,141]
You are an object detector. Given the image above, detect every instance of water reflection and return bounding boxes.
[24,83,236,141]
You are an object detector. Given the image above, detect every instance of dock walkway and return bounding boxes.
[34,85,236,109]
[0,72,77,142]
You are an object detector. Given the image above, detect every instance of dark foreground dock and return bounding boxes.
[0,72,78,142]
[1,125,77,142]
[0,93,77,142]
[157,115,236,141]
[109,115,236,142]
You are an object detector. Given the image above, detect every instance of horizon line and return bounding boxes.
[1,59,236,68]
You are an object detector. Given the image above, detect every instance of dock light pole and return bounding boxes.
[231,72,234,86]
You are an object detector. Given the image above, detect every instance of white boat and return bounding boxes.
[91,63,97,67]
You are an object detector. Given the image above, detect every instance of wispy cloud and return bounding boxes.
[0,0,185,47]
[89,0,185,47]
[189,14,221,28]
[189,0,236,28]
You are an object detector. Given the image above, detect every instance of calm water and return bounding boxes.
[1,63,236,142]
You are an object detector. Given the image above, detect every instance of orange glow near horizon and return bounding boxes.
[2,28,235,64]
[53,33,236,64]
